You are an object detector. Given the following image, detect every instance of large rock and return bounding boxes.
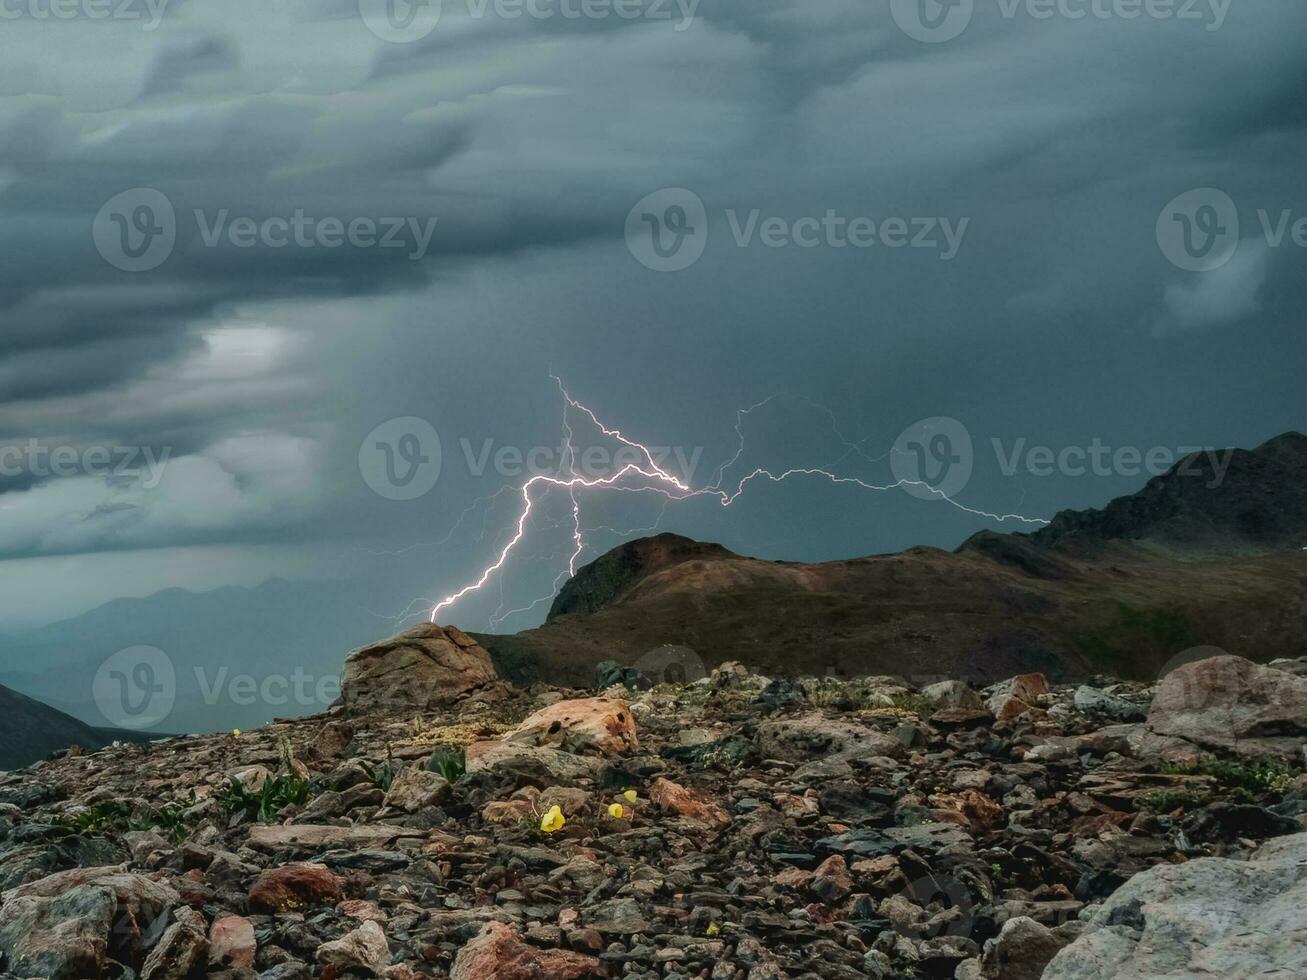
[0,884,116,980]
[340,623,496,711]
[648,777,731,829]
[247,863,345,913]
[504,697,638,754]
[755,713,905,762]
[140,905,208,980]
[986,673,1049,721]
[1042,832,1307,979]
[450,921,601,979]
[1147,655,1307,759]
[5,866,180,960]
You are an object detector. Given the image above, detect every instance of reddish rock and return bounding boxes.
[248,863,345,913]
[811,855,853,903]
[450,921,601,979]
[648,777,731,829]
[505,697,639,754]
[208,914,256,970]
[988,673,1050,721]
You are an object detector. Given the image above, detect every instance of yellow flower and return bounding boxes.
[705,922,720,937]
[622,789,638,803]
[231,729,241,737]
[540,805,565,833]
[607,803,625,819]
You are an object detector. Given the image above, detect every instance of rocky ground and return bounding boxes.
[2,624,1307,980]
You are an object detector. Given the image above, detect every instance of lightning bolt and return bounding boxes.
[430,379,1049,624]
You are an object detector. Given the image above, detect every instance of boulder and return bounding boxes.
[0,884,115,980]
[247,863,345,913]
[504,697,638,754]
[922,679,983,709]
[986,673,1049,721]
[450,921,601,979]
[1074,686,1147,722]
[340,623,496,711]
[1147,655,1307,759]
[755,713,905,762]
[976,915,1078,979]
[315,920,390,977]
[382,767,452,813]
[648,777,731,829]
[1042,832,1307,979]
[208,914,256,970]
[141,905,208,980]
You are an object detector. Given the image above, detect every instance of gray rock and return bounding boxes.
[1043,832,1307,979]
[922,680,983,709]
[975,915,1073,979]
[1147,655,1307,759]
[1073,686,1147,722]
[0,884,115,980]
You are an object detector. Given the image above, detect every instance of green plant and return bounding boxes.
[1162,759,1300,800]
[426,745,467,782]
[363,744,398,792]
[57,799,191,843]
[216,774,316,823]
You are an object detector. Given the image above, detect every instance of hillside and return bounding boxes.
[0,683,109,771]
[477,432,1307,686]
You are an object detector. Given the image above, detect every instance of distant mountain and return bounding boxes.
[1024,432,1307,555]
[477,431,1307,686]
[0,577,389,736]
[0,684,108,771]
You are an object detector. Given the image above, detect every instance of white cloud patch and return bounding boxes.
[1155,239,1273,335]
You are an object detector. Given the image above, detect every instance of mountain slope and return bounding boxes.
[0,684,109,770]
[477,431,1307,686]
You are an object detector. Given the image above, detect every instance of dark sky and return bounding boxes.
[1,0,1304,630]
